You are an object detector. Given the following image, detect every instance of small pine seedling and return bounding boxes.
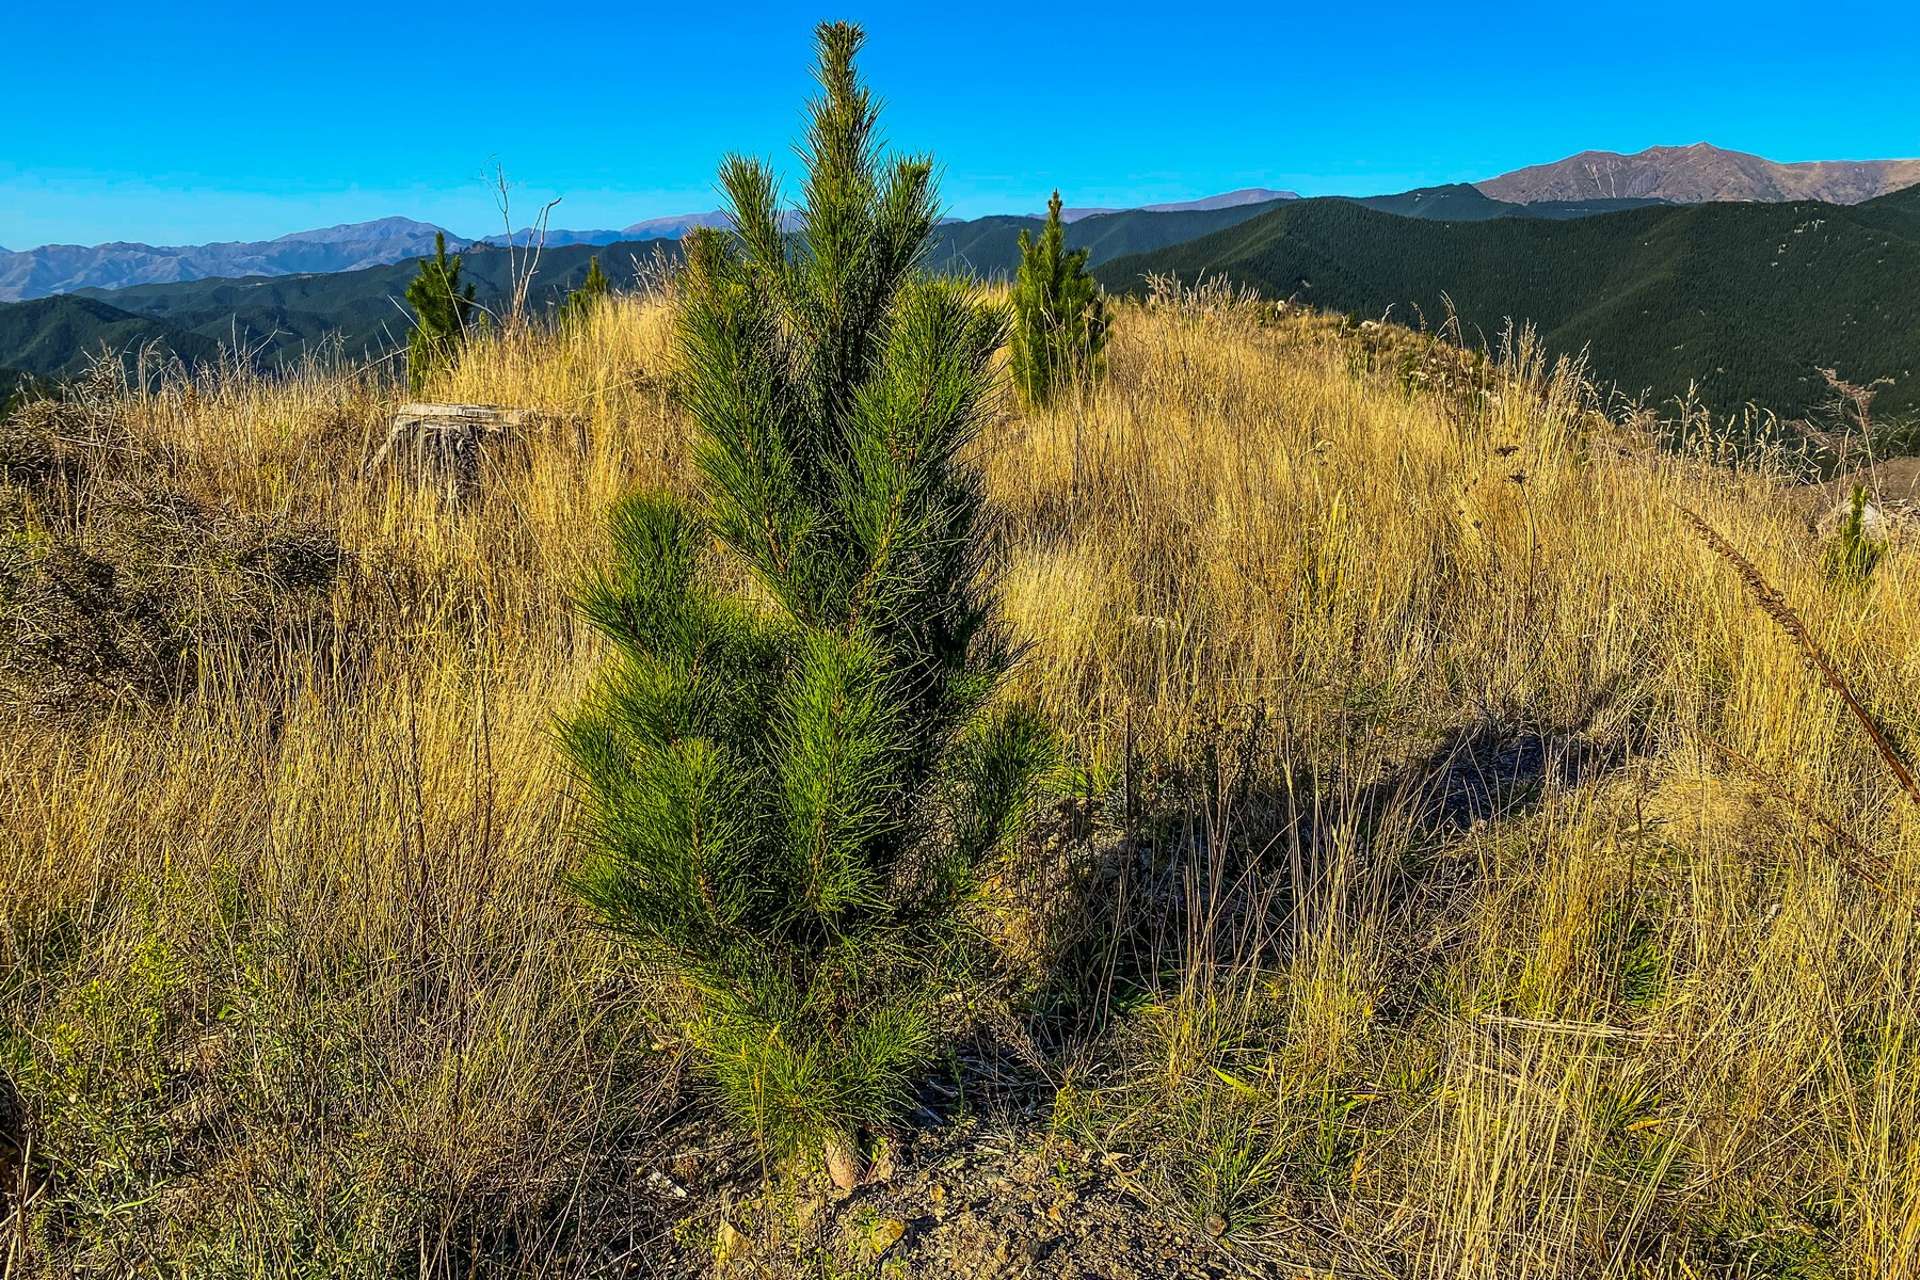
[562,21,1055,1186]
[557,254,611,327]
[404,231,476,393]
[1823,484,1883,585]
[1011,191,1109,408]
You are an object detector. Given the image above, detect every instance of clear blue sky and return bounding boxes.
[3,0,1916,248]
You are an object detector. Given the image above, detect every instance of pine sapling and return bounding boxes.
[405,231,476,393]
[557,254,611,328]
[1011,190,1109,407]
[562,21,1055,1186]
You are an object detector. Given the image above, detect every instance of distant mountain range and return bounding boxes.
[1096,183,1920,419]
[2,242,673,381]
[0,218,455,303]
[479,211,782,249]
[5,146,1915,304]
[0,196,1283,302]
[1477,143,1920,206]
[0,202,1310,378]
[1051,188,1298,223]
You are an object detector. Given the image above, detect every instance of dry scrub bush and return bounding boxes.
[0,363,344,723]
[3,277,1919,1277]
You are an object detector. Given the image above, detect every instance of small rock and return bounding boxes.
[715,1219,751,1266]
[643,1168,689,1200]
[869,1216,907,1255]
[1203,1212,1228,1239]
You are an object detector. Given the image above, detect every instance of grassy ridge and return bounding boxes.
[1098,184,1920,418]
[4,291,1920,1275]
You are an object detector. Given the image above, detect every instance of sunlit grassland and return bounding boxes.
[4,286,1917,1277]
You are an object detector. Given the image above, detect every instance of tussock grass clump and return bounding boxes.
[1823,483,1886,585]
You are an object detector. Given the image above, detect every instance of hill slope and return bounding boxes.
[1096,186,1920,418]
[1353,184,1666,221]
[924,199,1300,277]
[0,294,225,380]
[1480,143,1920,205]
[56,241,681,369]
[9,293,1920,1278]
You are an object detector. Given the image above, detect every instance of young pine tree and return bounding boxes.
[562,22,1055,1186]
[404,231,476,393]
[1824,483,1885,584]
[1010,190,1108,407]
[557,254,611,327]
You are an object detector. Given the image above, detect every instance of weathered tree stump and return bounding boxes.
[368,402,536,500]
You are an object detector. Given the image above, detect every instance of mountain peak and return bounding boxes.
[271,218,458,246]
[1140,187,1298,212]
[1478,144,1920,205]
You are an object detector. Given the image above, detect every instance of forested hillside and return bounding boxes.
[0,295,225,379]
[925,197,1293,276]
[1099,184,1920,417]
[1350,184,1666,221]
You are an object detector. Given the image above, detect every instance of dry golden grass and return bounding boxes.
[4,287,1918,1277]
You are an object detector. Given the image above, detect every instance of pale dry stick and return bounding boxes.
[1814,366,1896,488]
[1474,1014,1672,1042]
[492,162,562,332]
[1678,505,1920,807]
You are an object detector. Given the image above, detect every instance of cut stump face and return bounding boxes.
[368,402,538,502]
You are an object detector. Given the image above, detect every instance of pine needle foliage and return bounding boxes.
[557,254,611,328]
[562,21,1054,1171]
[405,231,476,393]
[1011,190,1109,407]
